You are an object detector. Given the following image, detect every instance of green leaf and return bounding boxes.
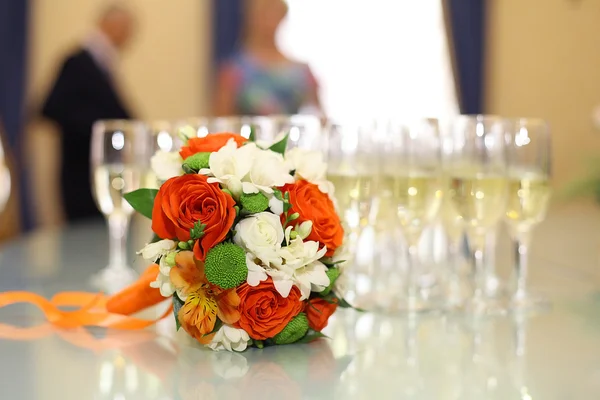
[248,125,256,142]
[268,133,289,155]
[294,330,328,344]
[189,221,206,240]
[173,295,184,331]
[273,188,284,201]
[253,339,264,349]
[182,164,195,174]
[150,233,162,244]
[123,188,158,219]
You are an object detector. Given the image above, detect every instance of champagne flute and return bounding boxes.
[505,118,552,311]
[90,120,149,291]
[446,115,509,315]
[325,119,380,231]
[440,131,468,308]
[324,119,380,309]
[380,118,443,313]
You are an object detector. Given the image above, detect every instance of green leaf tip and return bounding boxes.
[268,133,289,155]
[173,295,184,331]
[190,221,206,240]
[320,268,341,296]
[123,188,158,219]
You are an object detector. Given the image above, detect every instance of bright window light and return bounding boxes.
[277,0,459,121]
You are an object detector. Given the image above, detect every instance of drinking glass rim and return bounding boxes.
[201,114,320,126]
[93,119,147,132]
[452,114,506,124]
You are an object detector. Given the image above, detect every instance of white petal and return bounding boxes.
[304,262,331,287]
[224,326,242,343]
[232,340,248,352]
[198,168,212,176]
[269,196,284,215]
[272,277,294,298]
[242,181,259,194]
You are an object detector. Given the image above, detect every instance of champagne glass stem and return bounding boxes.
[469,234,487,302]
[406,232,422,310]
[513,232,531,301]
[447,237,463,306]
[107,212,130,269]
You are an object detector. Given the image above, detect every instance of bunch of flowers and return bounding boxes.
[125,130,349,352]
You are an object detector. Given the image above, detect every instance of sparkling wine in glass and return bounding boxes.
[379,118,443,314]
[446,115,509,316]
[325,120,380,231]
[324,119,380,309]
[90,120,149,291]
[505,118,552,311]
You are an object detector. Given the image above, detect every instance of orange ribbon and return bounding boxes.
[0,265,171,335]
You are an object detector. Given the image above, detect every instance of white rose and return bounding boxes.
[150,151,183,181]
[199,139,256,198]
[207,325,251,352]
[138,240,177,297]
[241,149,294,195]
[233,212,284,266]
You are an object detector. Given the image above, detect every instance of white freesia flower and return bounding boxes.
[270,227,330,300]
[285,148,334,195]
[139,240,177,297]
[242,150,294,195]
[295,220,313,240]
[234,212,284,266]
[151,151,183,181]
[207,325,251,352]
[268,195,284,215]
[245,253,268,286]
[199,139,257,198]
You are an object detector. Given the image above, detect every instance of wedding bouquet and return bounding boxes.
[123,131,349,352]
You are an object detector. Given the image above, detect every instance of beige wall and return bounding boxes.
[486,0,600,189]
[28,0,212,119]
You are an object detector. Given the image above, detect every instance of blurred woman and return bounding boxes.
[213,0,321,116]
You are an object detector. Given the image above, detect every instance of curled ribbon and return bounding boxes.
[0,264,170,333]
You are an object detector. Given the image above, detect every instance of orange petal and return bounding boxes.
[217,289,241,325]
[170,252,204,296]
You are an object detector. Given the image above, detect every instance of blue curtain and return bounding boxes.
[0,0,31,230]
[446,0,487,114]
[212,0,243,66]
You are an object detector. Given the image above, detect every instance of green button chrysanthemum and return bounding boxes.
[239,192,269,213]
[320,268,341,296]
[272,313,309,345]
[204,243,248,289]
[182,152,211,173]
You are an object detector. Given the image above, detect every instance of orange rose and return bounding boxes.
[235,279,304,340]
[179,132,247,159]
[151,174,236,260]
[305,297,338,332]
[281,180,344,256]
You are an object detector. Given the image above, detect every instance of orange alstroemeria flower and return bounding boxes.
[170,251,240,344]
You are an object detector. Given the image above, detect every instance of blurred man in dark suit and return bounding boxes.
[41,4,136,222]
